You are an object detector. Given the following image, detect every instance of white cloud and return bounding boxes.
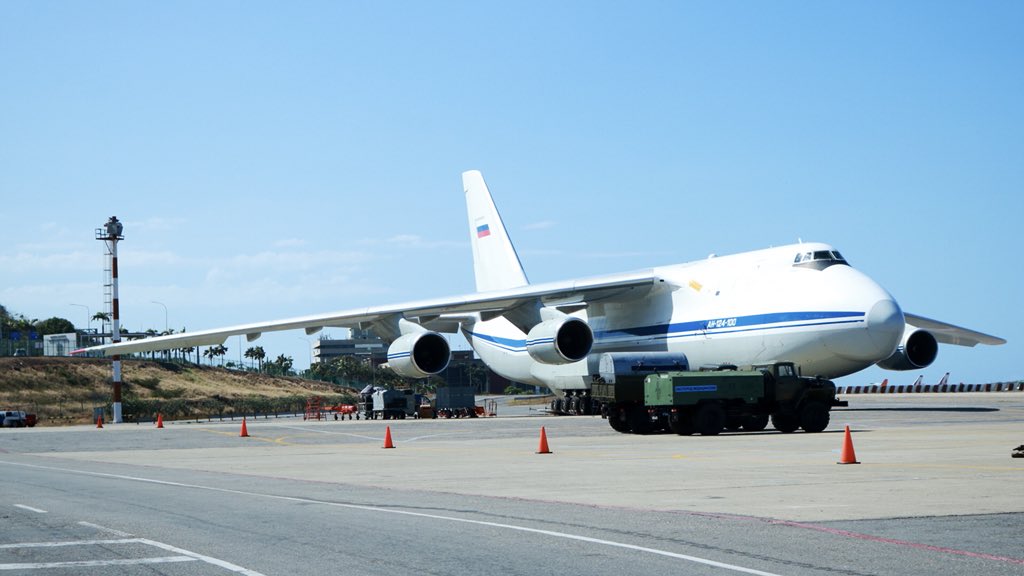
[0,250,98,274]
[128,217,187,232]
[523,220,557,230]
[357,235,465,250]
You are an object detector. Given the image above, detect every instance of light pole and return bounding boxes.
[150,301,168,333]
[69,304,90,331]
[298,337,313,366]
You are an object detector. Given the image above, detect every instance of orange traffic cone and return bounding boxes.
[96,415,104,429]
[536,426,552,454]
[156,413,164,429]
[383,426,395,449]
[240,417,250,437]
[837,425,859,464]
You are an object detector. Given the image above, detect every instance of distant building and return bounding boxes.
[313,329,387,365]
[43,332,77,356]
[438,350,519,394]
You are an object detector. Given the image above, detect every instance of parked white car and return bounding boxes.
[1,411,27,427]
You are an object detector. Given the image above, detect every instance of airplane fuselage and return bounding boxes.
[463,242,905,393]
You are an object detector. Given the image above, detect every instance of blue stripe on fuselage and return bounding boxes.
[465,310,865,353]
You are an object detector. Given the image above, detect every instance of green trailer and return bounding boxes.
[645,371,765,406]
[600,362,844,436]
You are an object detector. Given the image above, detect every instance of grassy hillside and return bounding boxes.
[0,357,356,426]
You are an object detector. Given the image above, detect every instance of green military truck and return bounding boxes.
[596,360,845,435]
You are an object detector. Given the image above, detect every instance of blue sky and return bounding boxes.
[1,1,1020,386]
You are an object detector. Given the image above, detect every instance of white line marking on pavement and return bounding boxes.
[275,425,462,442]
[276,426,380,440]
[13,505,47,514]
[0,539,137,550]
[0,556,195,570]
[77,521,133,537]
[3,460,782,576]
[0,534,267,576]
[136,538,268,576]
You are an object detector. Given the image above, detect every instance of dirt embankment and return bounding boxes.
[0,357,353,426]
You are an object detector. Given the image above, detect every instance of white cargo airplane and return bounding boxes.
[77,171,1005,406]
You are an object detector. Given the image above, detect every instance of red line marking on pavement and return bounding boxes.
[691,512,1024,567]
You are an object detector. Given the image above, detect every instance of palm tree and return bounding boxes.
[244,347,256,370]
[244,346,265,371]
[214,345,228,366]
[267,354,293,375]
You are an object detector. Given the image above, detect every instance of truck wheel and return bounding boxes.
[799,401,830,433]
[742,413,769,432]
[694,403,725,436]
[608,407,630,433]
[771,413,799,433]
[628,407,654,435]
[668,412,694,435]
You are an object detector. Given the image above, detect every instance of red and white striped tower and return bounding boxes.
[97,217,125,423]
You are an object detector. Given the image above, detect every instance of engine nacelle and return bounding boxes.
[876,329,938,371]
[386,331,451,378]
[526,317,593,365]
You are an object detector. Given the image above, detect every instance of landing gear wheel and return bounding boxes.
[742,413,769,432]
[694,403,725,436]
[799,401,830,433]
[771,412,800,433]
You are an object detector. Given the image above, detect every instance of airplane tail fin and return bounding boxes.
[912,375,923,387]
[937,372,949,387]
[463,170,529,292]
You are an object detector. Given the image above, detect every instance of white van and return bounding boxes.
[1,411,26,427]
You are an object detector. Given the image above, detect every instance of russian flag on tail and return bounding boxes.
[476,224,491,238]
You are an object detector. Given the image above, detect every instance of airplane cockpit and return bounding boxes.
[793,249,849,270]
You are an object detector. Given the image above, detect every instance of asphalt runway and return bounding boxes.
[2,393,1023,575]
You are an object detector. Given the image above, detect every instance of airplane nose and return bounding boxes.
[825,298,904,363]
[865,298,904,358]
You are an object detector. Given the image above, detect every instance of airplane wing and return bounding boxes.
[904,313,1006,347]
[74,271,660,356]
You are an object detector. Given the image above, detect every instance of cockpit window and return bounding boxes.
[793,249,850,270]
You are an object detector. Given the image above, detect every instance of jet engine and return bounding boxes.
[876,328,938,371]
[526,317,593,365]
[386,331,451,378]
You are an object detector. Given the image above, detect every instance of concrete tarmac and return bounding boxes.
[2,392,1023,575]
[7,393,1022,522]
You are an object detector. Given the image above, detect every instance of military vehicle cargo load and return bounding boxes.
[358,386,419,420]
[433,386,477,418]
[555,352,690,416]
[595,359,845,435]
